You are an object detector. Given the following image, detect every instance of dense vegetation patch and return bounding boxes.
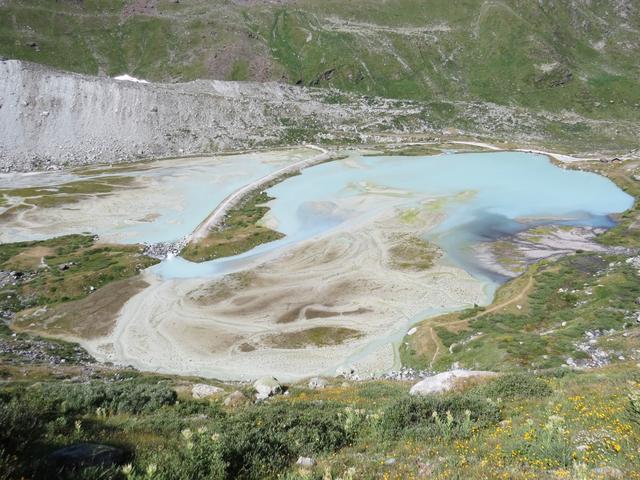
[471,373,553,400]
[1,368,639,478]
[378,393,501,440]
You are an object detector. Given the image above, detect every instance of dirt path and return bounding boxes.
[425,274,534,366]
[189,145,329,242]
[428,327,440,369]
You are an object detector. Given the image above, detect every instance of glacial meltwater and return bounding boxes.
[154,151,633,283]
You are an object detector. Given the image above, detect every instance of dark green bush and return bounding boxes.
[133,428,226,480]
[35,381,177,415]
[378,393,501,439]
[0,396,49,455]
[219,402,351,479]
[473,373,553,400]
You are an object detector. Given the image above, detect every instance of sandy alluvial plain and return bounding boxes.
[84,205,487,381]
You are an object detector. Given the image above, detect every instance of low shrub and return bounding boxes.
[473,373,553,400]
[505,414,573,468]
[128,428,226,480]
[378,393,501,440]
[0,396,50,455]
[36,381,178,415]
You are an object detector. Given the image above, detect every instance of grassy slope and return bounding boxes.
[0,234,158,312]
[1,359,639,479]
[1,0,639,122]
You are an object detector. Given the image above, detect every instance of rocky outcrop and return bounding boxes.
[0,59,429,172]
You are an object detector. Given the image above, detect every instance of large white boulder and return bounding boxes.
[409,369,496,396]
[253,376,283,400]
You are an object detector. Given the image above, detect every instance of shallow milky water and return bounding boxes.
[155,151,633,284]
[0,150,313,244]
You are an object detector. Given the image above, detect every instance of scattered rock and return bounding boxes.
[409,369,497,396]
[308,377,328,389]
[592,466,624,479]
[47,443,124,470]
[384,458,397,466]
[191,383,224,399]
[338,365,430,382]
[296,456,316,468]
[223,390,248,408]
[253,376,283,400]
[144,237,188,260]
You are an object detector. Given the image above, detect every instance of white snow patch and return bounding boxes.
[114,74,149,84]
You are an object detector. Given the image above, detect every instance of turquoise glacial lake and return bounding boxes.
[155,151,633,281]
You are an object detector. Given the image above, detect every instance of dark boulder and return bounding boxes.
[47,443,125,470]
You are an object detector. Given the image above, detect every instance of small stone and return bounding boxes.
[308,377,328,389]
[191,383,224,399]
[384,458,396,466]
[592,466,623,479]
[223,390,247,408]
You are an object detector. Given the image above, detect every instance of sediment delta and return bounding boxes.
[83,211,487,381]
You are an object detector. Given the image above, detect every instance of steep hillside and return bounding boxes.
[0,59,413,170]
[2,58,639,171]
[1,0,639,121]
